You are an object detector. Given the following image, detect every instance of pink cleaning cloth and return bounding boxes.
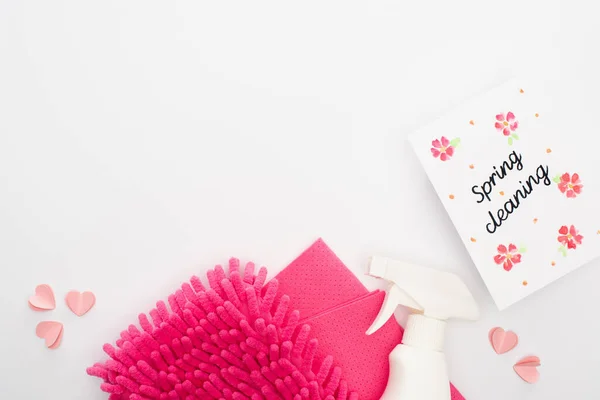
[274,238,368,318]
[273,238,466,400]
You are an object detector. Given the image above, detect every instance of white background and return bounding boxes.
[1,1,598,399]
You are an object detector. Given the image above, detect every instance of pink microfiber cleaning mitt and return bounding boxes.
[273,239,466,400]
[87,258,358,400]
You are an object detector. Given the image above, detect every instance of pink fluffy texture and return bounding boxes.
[87,258,357,400]
[273,239,465,400]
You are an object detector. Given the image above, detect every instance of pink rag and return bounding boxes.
[274,238,466,400]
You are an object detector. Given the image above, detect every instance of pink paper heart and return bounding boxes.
[65,290,96,316]
[488,327,499,343]
[515,355,541,366]
[48,326,64,349]
[514,355,541,383]
[28,284,56,311]
[489,327,519,354]
[36,321,63,349]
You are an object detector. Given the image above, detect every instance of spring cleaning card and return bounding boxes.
[408,79,600,310]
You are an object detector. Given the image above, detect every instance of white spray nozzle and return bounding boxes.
[366,256,479,335]
[367,256,389,279]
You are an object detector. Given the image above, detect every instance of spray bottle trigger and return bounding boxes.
[366,283,422,335]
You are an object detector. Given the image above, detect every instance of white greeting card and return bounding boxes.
[409,79,600,310]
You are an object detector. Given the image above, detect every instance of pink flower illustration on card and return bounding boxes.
[495,112,519,145]
[494,243,526,271]
[557,225,584,256]
[553,173,583,198]
[431,136,461,161]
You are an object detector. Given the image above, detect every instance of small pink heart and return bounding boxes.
[36,321,63,349]
[28,284,56,311]
[514,355,541,383]
[489,327,519,354]
[65,290,96,316]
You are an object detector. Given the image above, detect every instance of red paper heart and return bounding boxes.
[28,284,56,311]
